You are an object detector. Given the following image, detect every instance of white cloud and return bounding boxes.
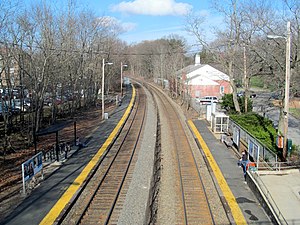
[98,16,117,27]
[121,22,137,32]
[111,0,193,16]
[99,16,137,32]
[197,9,210,17]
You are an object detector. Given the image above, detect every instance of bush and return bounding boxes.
[221,94,235,113]
[238,96,253,113]
[230,113,277,152]
[221,93,253,113]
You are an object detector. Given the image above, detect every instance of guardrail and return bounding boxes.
[262,160,300,171]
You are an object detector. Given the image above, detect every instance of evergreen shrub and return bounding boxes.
[230,113,277,152]
[221,93,253,114]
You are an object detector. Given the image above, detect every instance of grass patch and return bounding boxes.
[230,113,277,152]
[250,76,265,89]
[290,108,300,119]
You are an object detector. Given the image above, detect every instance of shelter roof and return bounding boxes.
[36,120,72,136]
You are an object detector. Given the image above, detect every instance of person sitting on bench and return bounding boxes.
[76,137,87,148]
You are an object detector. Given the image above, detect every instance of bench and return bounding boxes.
[222,136,233,148]
[42,142,72,162]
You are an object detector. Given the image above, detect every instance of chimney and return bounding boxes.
[195,53,200,66]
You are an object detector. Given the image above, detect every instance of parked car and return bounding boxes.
[13,99,31,112]
[13,99,22,112]
[237,91,256,98]
[24,98,33,108]
[269,92,281,100]
[55,96,67,105]
[237,91,244,97]
[0,101,13,116]
[44,97,52,106]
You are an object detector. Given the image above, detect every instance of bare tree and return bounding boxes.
[127,36,187,91]
[0,0,21,159]
[185,1,243,113]
[283,0,300,96]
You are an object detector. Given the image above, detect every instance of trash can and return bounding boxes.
[104,113,108,120]
[287,139,292,156]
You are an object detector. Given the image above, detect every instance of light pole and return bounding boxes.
[243,45,248,113]
[120,62,127,97]
[102,58,113,120]
[267,21,291,159]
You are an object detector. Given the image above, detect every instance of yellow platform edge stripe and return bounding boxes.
[40,86,136,225]
[188,120,247,225]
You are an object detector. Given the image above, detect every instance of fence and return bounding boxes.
[229,119,290,224]
[42,142,72,163]
[190,99,207,118]
[263,160,300,171]
[190,99,222,120]
[190,99,297,171]
[228,119,278,167]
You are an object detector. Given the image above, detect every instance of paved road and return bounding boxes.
[253,92,300,146]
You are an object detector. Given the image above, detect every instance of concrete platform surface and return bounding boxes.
[192,119,300,225]
[258,169,300,224]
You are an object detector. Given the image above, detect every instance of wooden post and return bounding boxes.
[74,121,77,146]
[55,131,59,161]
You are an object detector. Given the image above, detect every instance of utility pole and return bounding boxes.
[101,59,113,120]
[243,46,248,113]
[120,62,127,97]
[102,58,105,120]
[283,21,291,160]
[121,62,123,97]
[267,21,291,160]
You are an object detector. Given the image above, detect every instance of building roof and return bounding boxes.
[176,64,205,76]
[177,64,230,82]
[186,74,219,85]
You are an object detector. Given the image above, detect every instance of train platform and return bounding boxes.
[2,82,298,225]
[0,88,133,225]
[256,169,300,224]
[189,119,300,225]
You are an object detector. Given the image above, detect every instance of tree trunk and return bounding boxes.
[229,61,241,113]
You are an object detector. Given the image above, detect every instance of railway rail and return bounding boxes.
[57,84,146,225]
[145,82,215,225]
[1,80,268,225]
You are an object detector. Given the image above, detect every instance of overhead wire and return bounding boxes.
[0,40,200,57]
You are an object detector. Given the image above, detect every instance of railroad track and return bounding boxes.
[146,83,215,225]
[58,84,147,225]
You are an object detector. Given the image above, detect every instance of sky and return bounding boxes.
[15,0,288,50]
[16,0,227,51]
[79,0,222,48]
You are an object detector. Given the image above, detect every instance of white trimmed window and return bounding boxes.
[220,86,225,94]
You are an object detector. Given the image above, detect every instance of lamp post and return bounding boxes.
[267,21,291,159]
[120,62,127,97]
[102,58,113,120]
[243,45,248,113]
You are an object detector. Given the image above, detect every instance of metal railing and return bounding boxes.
[228,119,278,165]
[249,171,288,225]
[263,160,300,171]
[190,99,207,118]
[42,142,72,163]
